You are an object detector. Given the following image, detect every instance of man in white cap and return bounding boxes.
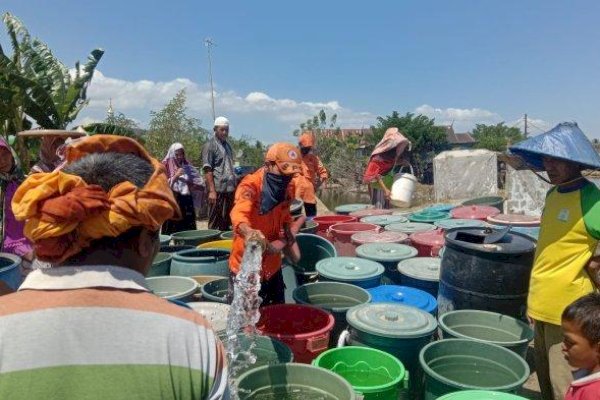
[202,116,237,231]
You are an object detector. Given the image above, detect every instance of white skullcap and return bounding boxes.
[214,116,229,127]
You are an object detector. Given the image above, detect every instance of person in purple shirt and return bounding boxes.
[0,137,32,263]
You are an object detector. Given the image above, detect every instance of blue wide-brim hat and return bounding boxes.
[509,122,600,171]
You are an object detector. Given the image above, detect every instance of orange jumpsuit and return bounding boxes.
[293,153,328,204]
[229,167,295,280]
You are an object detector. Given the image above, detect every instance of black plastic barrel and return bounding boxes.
[438,227,536,321]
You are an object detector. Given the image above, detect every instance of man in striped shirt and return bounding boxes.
[0,135,227,400]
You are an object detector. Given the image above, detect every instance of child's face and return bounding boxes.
[562,319,600,371]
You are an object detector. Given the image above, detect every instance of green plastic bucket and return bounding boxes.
[419,339,530,400]
[148,252,172,277]
[221,334,293,375]
[200,278,229,303]
[385,222,436,235]
[313,346,407,400]
[356,242,418,284]
[293,282,371,346]
[287,233,337,285]
[438,310,534,359]
[145,276,198,302]
[462,196,504,212]
[171,229,221,246]
[335,203,372,215]
[160,244,193,253]
[438,390,529,399]
[170,249,230,277]
[220,231,234,240]
[159,234,171,246]
[237,363,356,399]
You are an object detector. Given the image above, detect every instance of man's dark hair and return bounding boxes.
[562,293,600,344]
[62,152,156,259]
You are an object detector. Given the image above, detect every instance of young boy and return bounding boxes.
[562,293,600,400]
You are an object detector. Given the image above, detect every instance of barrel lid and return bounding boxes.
[385,222,436,234]
[367,285,437,314]
[360,215,408,226]
[423,203,455,213]
[335,203,372,214]
[347,303,437,338]
[316,257,384,281]
[434,219,486,230]
[351,231,409,245]
[445,227,536,254]
[486,213,541,227]
[408,210,451,223]
[356,243,418,262]
[397,257,441,282]
[438,390,528,400]
[349,208,392,218]
[410,229,445,247]
[451,205,501,220]
[510,226,540,241]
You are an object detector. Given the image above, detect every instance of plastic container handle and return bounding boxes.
[402,370,410,390]
[398,164,415,176]
[430,245,442,257]
[337,329,349,348]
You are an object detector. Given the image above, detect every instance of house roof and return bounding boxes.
[444,126,476,144]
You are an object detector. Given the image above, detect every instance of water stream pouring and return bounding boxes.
[224,240,263,399]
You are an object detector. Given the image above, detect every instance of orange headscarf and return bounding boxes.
[12,135,181,263]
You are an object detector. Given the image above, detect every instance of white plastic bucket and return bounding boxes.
[391,165,417,208]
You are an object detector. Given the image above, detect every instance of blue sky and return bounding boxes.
[3,0,600,142]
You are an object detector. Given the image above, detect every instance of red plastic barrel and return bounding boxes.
[487,213,541,227]
[351,231,409,245]
[410,229,445,257]
[450,205,501,221]
[348,208,393,219]
[328,222,381,256]
[312,215,357,238]
[257,304,335,363]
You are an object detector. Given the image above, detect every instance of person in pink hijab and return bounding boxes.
[363,127,411,208]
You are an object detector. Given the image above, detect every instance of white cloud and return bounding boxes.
[415,104,501,129]
[77,70,375,137]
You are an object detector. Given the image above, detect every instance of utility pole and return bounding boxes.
[204,38,216,121]
[524,113,528,137]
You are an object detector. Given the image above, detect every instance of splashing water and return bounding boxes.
[224,241,263,399]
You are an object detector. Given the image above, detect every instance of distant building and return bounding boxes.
[443,126,477,149]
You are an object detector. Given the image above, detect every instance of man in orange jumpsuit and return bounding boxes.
[229,142,303,305]
[294,132,329,218]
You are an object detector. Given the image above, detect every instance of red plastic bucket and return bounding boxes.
[328,222,381,256]
[313,215,357,239]
[257,304,335,363]
[410,229,445,257]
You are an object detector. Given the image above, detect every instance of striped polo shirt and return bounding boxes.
[0,266,227,400]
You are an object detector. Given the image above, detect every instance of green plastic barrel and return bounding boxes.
[409,210,451,224]
[237,363,357,400]
[335,203,372,215]
[385,222,436,235]
[171,229,221,246]
[220,231,234,240]
[148,252,172,277]
[438,390,529,399]
[419,339,530,400]
[170,249,230,277]
[221,334,293,375]
[200,278,229,303]
[286,233,337,285]
[438,310,534,359]
[300,220,319,234]
[356,242,418,284]
[293,282,371,346]
[160,244,193,253]
[462,196,504,212]
[159,234,171,246]
[313,346,407,400]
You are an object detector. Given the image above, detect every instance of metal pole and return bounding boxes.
[205,38,216,121]
[524,113,528,137]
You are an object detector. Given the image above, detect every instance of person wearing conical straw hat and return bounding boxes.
[509,122,600,400]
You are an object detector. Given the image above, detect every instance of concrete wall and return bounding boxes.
[505,167,550,216]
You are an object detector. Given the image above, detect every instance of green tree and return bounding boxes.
[145,89,207,163]
[230,136,266,167]
[472,122,524,152]
[81,111,142,141]
[293,108,339,136]
[372,111,449,179]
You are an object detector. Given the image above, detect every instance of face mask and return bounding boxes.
[301,147,311,156]
[260,172,292,214]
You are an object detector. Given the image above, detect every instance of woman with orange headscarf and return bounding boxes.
[293,132,328,217]
[363,127,411,209]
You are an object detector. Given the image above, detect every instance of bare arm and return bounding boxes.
[586,255,600,288]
